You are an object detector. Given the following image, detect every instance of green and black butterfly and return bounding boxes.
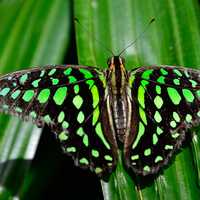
[0,56,200,178]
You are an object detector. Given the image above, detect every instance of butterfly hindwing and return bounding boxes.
[0,65,117,177]
[126,66,200,175]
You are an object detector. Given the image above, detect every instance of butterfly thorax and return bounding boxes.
[106,56,130,143]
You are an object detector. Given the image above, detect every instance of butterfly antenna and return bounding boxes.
[118,18,155,56]
[74,18,115,56]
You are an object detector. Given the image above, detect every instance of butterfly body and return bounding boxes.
[106,56,131,143]
[0,57,200,178]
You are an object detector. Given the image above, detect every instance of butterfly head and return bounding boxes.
[107,56,126,74]
[107,56,128,92]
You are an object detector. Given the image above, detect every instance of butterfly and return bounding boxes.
[0,55,200,178]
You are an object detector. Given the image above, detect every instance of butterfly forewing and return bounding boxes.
[0,65,117,177]
[126,66,200,175]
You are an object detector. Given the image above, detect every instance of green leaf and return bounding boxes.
[75,0,200,199]
[0,0,70,199]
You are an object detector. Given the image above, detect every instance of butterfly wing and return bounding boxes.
[0,65,118,177]
[125,66,200,175]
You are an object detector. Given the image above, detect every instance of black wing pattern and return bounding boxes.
[126,66,200,175]
[0,65,117,177]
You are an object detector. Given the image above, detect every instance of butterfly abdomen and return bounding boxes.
[112,95,128,142]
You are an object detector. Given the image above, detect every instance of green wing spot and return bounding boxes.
[165,145,173,150]
[92,107,100,126]
[132,122,145,149]
[11,90,21,99]
[0,88,10,96]
[73,95,83,109]
[91,85,99,108]
[138,85,145,108]
[51,78,59,85]
[197,111,200,117]
[62,121,69,129]
[167,87,181,105]
[131,155,139,160]
[19,74,28,85]
[58,111,65,123]
[48,68,56,76]
[160,68,168,75]
[69,76,77,83]
[104,155,113,161]
[32,79,41,87]
[153,133,158,145]
[58,131,68,141]
[37,89,50,104]
[86,80,95,89]
[53,87,67,105]
[80,158,89,165]
[155,85,161,94]
[173,112,180,122]
[77,111,85,123]
[79,68,93,78]
[182,89,194,103]
[157,76,165,84]
[83,134,89,147]
[189,79,197,87]
[77,127,84,136]
[95,122,110,150]
[44,115,52,124]
[144,148,151,156]
[95,167,103,174]
[141,69,153,79]
[173,79,180,85]
[15,107,22,113]
[143,165,150,172]
[156,127,163,135]
[184,70,190,78]
[139,107,147,125]
[196,90,200,97]
[170,121,177,128]
[141,80,149,87]
[66,147,76,153]
[154,95,163,109]
[186,114,192,123]
[171,133,180,139]
[22,90,34,102]
[173,69,182,77]
[155,156,163,163]
[74,85,79,94]
[40,70,45,77]
[92,149,99,157]
[64,68,72,75]
[154,111,162,123]
[30,111,37,118]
